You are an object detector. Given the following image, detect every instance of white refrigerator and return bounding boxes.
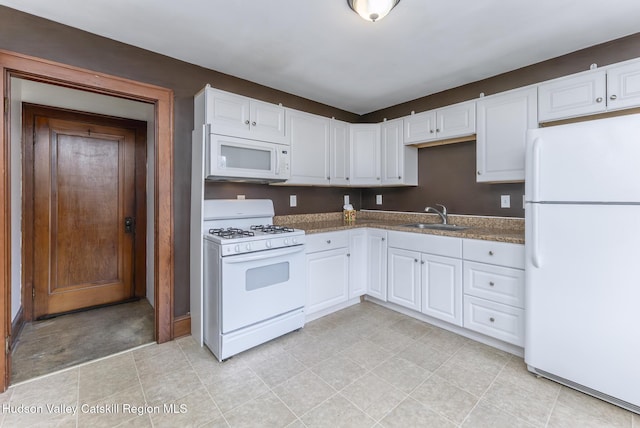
[525,114,640,413]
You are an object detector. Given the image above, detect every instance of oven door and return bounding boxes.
[220,245,305,333]
[206,133,290,182]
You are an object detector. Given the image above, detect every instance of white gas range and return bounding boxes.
[200,199,306,361]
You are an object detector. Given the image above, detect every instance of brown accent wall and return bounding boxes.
[2,5,640,315]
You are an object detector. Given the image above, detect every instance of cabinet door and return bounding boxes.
[330,119,351,186]
[380,119,404,185]
[367,229,388,301]
[476,86,537,183]
[387,247,421,311]
[306,248,349,315]
[538,70,606,122]
[403,110,436,144]
[287,109,331,185]
[350,124,381,186]
[206,88,251,135]
[606,59,640,111]
[421,254,463,326]
[348,229,367,298]
[249,100,286,143]
[436,101,476,140]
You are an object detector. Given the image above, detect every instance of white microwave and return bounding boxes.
[206,133,290,183]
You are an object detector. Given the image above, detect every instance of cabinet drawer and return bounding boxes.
[463,296,524,346]
[463,239,524,268]
[463,261,524,308]
[306,231,349,253]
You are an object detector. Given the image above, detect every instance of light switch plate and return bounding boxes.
[290,195,297,207]
[344,195,350,205]
[500,194,511,208]
[376,194,383,205]
[237,194,245,200]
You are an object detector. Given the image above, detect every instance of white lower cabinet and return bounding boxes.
[462,239,525,346]
[348,229,368,299]
[421,254,463,326]
[387,231,463,324]
[366,229,388,301]
[305,232,350,315]
[387,247,422,311]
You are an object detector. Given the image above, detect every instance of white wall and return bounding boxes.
[10,78,156,322]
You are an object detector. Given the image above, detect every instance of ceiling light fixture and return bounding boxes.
[347,0,401,22]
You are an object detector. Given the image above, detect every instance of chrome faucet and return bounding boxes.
[425,204,448,224]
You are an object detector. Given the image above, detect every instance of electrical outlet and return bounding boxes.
[344,195,350,205]
[500,194,511,208]
[289,195,297,207]
[376,194,383,205]
[236,194,245,200]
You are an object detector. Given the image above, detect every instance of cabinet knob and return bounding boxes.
[489,281,495,286]
[436,128,440,132]
[477,171,482,175]
[421,260,425,265]
[488,251,494,256]
[429,129,435,134]
[398,176,401,179]
[327,177,330,180]
[327,240,331,244]
[414,259,418,263]
[381,237,385,241]
[489,317,495,323]
[610,94,618,101]
[244,120,250,125]
[347,253,351,257]
[251,121,257,126]
[596,97,603,103]
[376,177,380,180]
[346,177,350,180]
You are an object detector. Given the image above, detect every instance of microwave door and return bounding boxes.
[207,134,284,181]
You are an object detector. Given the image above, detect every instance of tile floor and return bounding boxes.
[0,301,637,427]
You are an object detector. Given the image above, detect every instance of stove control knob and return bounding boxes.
[246,243,252,251]
[292,237,298,244]
[234,245,240,253]
[284,238,289,245]
[266,240,272,248]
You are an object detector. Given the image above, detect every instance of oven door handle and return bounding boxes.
[222,245,305,264]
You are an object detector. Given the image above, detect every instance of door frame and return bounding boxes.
[0,49,175,391]
[21,103,148,320]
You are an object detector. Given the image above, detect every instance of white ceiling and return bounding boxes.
[3,0,640,114]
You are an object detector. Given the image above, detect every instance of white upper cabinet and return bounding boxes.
[436,101,476,140]
[606,59,640,111]
[286,109,331,185]
[403,100,476,145]
[330,119,351,186]
[380,119,418,186]
[539,58,640,122]
[350,124,381,186]
[476,86,538,183]
[205,87,286,143]
[403,110,436,144]
[538,69,606,122]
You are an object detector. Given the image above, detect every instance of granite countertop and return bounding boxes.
[275,210,525,244]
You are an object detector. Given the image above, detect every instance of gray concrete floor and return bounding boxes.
[10,299,154,384]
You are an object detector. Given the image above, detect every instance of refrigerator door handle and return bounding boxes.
[531,137,541,203]
[531,204,541,268]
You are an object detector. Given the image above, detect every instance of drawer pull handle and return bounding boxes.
[489,317,495,323]
[489,281,495,286]
[327,240,331,244]
[488,251,494,256]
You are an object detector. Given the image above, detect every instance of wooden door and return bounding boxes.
[29,108,138,319]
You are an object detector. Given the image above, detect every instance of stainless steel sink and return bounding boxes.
[402,223,469,231]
